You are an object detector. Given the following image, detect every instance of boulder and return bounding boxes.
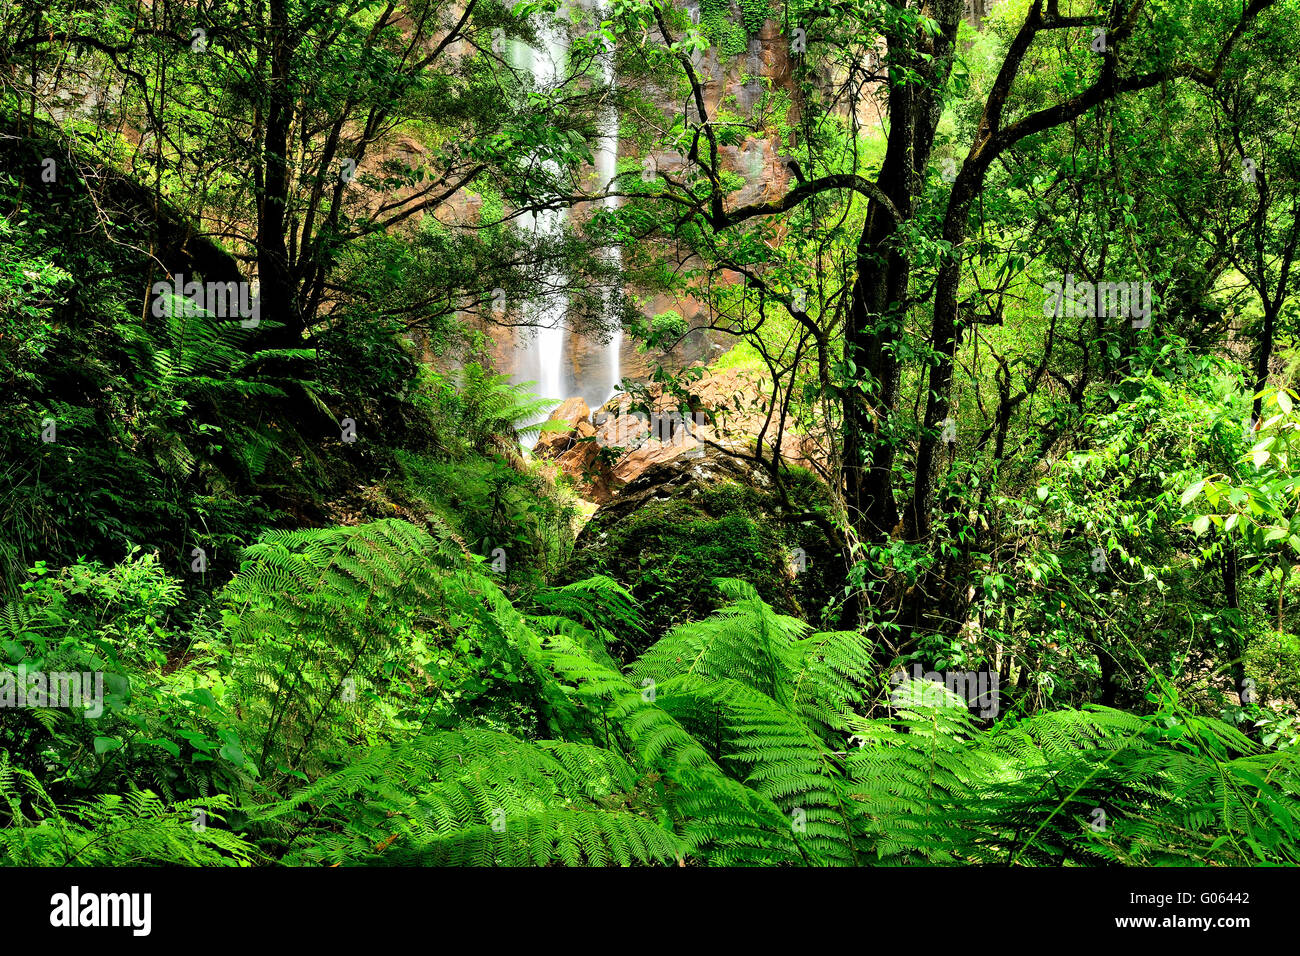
[594,408,650,448]
[531,400,617,502]
[531,363,828,504]
[533,397,592,458]
[555,420,604,492]
[565,446,842,657]
[610,436,702,484]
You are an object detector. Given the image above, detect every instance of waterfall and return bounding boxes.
[510,26,571,420]
[594,3,623,407]
[510,5,625,443]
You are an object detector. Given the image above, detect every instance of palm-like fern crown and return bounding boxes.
[116,304,317,480]
[450,363,559,452]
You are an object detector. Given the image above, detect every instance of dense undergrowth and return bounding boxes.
[3,352,1300,864]
[3,0,1300,867]
[3,515,1298,866]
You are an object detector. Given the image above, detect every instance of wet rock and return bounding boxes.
[532,362,827,504]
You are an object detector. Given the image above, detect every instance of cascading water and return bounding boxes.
[510,25,571,421]
[511,5,625,445]
[594,2,624,406]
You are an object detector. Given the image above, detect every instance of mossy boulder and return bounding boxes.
[566,447,842,658]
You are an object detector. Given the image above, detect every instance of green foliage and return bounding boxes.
[0,553,254,806]
[700,0,751,57]
[739,0,771,35]
[430,363,558,456]
[220,519,496,775]
[0,753,255,866]
[553,577,1300,866]
[4,520,1297,867]
[856,684,1300,865]
[1190,387,1300,564]
[246,730,683,865]
[385,363,581,582]
[123,302,318,483]
[7,0,1300,872]
[1245,630,1300,707]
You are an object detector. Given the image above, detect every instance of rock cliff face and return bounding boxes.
[441,2,993,411]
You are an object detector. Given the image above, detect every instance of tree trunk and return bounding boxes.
[257,0,305,348]
[845,0,965,544]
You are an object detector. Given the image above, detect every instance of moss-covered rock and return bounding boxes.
[566,447,842,659]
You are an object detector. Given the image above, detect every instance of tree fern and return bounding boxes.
[164,522,1300,867]
[437,363,559,457]
[221,519,468,774]
[119,305,316,481]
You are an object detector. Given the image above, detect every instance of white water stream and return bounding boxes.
[511,27,570,411]
[512,5,624,445]
[594,1,623,403]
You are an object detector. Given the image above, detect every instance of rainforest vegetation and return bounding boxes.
[2,0,1299,868]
